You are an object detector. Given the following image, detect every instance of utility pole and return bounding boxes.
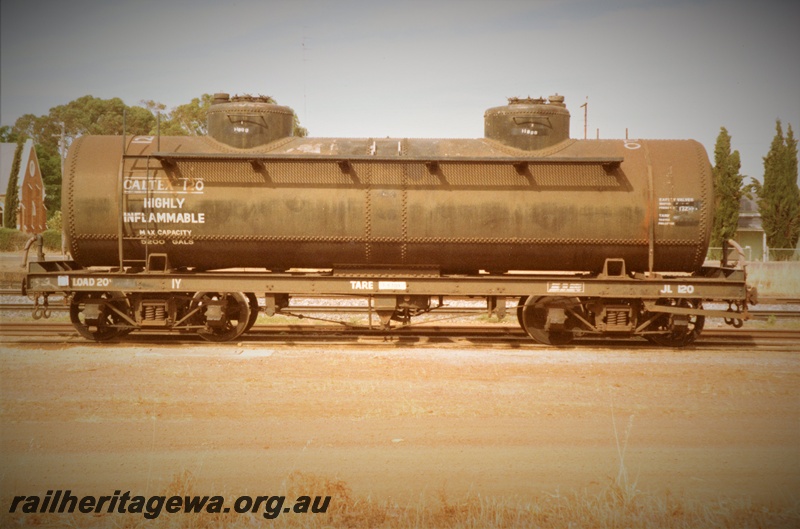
[580,97,588,140]
[51,121,68,254]
[52,122,66,177]
[302,29,309,125]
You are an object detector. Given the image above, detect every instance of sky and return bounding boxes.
[1,0,798,182]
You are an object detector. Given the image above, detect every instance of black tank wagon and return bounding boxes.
[24,93,755,345]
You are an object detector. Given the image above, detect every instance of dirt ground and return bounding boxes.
[1,249,799,525]
[1,340,799,524]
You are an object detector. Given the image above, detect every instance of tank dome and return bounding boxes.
[207,93,294,149]
[484,94,570,151]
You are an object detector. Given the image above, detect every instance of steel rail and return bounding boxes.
[2,301,800,320]
[2,321,799,343]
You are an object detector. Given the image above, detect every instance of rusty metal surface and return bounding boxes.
[207,93,294,149]
[484,95,571,151]
[63,97,712,274]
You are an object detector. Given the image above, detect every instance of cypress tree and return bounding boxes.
[3,140,24,229]
[710,127,744,248]
[757,121,800,259]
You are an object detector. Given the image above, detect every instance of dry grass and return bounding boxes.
[4,469,797,529]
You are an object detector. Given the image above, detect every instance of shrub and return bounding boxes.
[0,228,62,252]
[47,210,62,231]
[0,227,30,251]
[41,230,63,251]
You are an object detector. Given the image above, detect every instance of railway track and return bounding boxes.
[2,291,798,349]
[3,303,800,320]
[1,292,799,318]
[1,321,798,350]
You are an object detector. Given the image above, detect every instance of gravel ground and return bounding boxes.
[2,340,799,521]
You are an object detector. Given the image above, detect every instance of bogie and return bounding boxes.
[642,299,705,347]
[67,291,254,342]
[190,292,251,342]
[69,291,133,341]
[520,296,580,345]
[517,296,709,346]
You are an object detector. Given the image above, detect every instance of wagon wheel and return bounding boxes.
[644,299,705,347]
[516,296,528,328]
[245,293,260,332]
[519,296,575,346]
[191,292,251,342]
[69,291,132,341]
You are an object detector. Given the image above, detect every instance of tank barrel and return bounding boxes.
[62,93,712,275]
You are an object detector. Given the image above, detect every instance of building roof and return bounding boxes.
[737,215,763,231]
[0,140,44,204]
[737,196,763,232]
[739,196,760,214]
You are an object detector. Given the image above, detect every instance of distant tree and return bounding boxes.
[11,96,156,214]
[0,125,19,143]
[145,94,308,137]
[169,94,214,135]
[14,96,155,148]
[710,127,744,248]
[751,120,800,258]
[293,116,308,138]
[7,93,309,216]
[143,94,214,136]
[3,140,23,228]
